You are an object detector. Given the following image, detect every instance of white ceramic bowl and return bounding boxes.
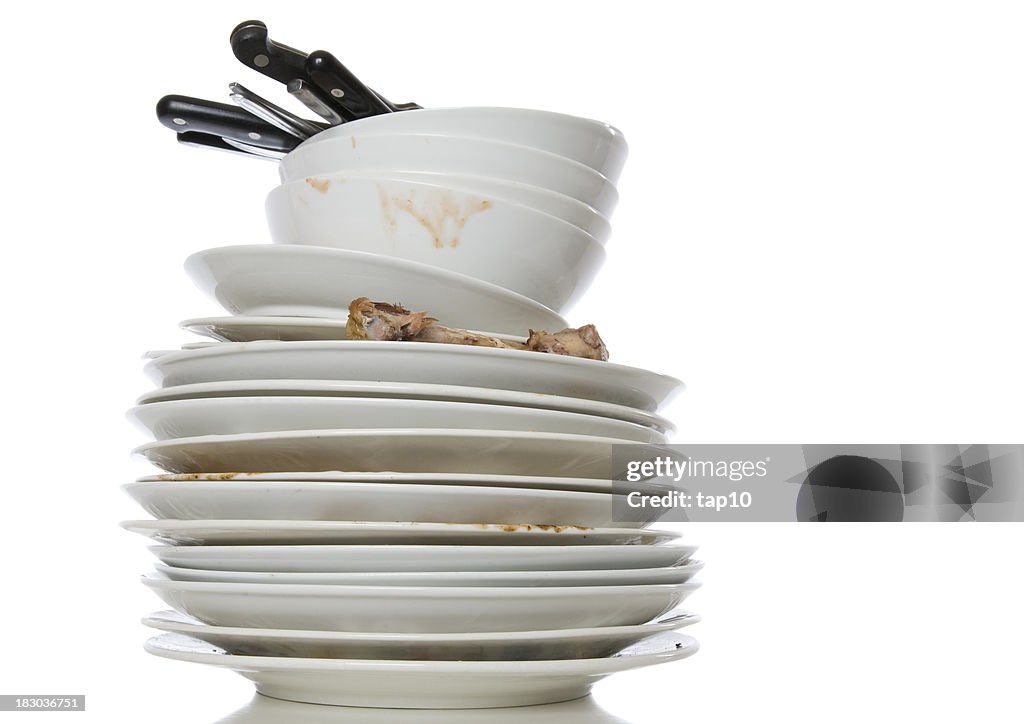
[288,170,612,242]
[278,133,618,216]
[292,106,628,183]
[265,176,606,311]
[183,245,568,335]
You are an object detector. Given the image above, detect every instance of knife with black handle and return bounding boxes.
[157,95,302,153]
[176,131,281,160]
[305,49,393,120]
[229,20,309,85]
[229,19,419,122]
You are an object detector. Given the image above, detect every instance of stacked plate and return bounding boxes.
[126,108,700,710]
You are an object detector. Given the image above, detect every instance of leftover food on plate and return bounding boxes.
[346,297,609,360]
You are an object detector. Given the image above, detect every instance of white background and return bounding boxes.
[2,2,1022,722]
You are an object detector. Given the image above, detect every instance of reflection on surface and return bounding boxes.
[213,692,633,723]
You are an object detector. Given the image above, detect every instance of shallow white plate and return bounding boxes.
[182,316,352,343]
[146,631,698,708]
[124,480,644,529]
[127,397,666,443]
[149,543,698,573]
[123,520,678,546]
[185,245,567,336]
[135,379,674,434]
[143,609,700,660]
[180,316,528,345]
[155,560,703,586]
[132,429,647,477]
[143,341,684,412]
[141,574,699,633]
[212,691,632,723]
[138,471,666,496]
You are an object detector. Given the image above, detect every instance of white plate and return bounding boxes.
[124,480,646,529]
[142,609,700,660]
[154,560,704,586]
[127,397,666,443]
[182,315,352,343]
[135,380,674,434]
[146,631,698,708]
[132,429,647,477]
[138,471,666,496]
[143,341,684,412]
[211,692,632,723]
[180,316,528,345]
[140,575,699,633]
[149,543,698,572]
[122,520,679,546]
[185,245,567,336]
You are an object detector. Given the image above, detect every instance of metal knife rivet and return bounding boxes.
[331,88,345,98]
[172,117,187,126]
[253,54,270,68]
[248,132,262,141]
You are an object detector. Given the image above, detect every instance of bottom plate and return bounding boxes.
[145,631,699,709]
[143,609,701,660]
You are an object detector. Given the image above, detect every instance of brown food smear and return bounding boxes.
[377,185,493,248]
[157,472,245,481]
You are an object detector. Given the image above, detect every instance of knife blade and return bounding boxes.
[228,82,325,139]
[287,78,344,125]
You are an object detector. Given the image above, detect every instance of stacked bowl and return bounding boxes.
[265,107,625,312]
[125,107,700,709]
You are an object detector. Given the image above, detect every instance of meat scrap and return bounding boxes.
[346,297,609,361]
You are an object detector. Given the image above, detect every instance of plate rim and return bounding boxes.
[143,339,684,393]
[139,572,700,597]
[133,379,675,433]
[141,608,701,642]
[144,631,699,673]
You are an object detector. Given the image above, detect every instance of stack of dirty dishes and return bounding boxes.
[124,107,702,709]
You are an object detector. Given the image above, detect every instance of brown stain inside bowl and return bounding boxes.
[305,177,331,193]
[156,472,247,481]
[488,523,593,533]
[377,184,493,248]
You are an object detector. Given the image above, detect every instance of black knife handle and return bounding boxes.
[230,19,308,85]
[389,100,424,111]
[305,50,393,120]
[157,95,300,153]
[371,91,423,112]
